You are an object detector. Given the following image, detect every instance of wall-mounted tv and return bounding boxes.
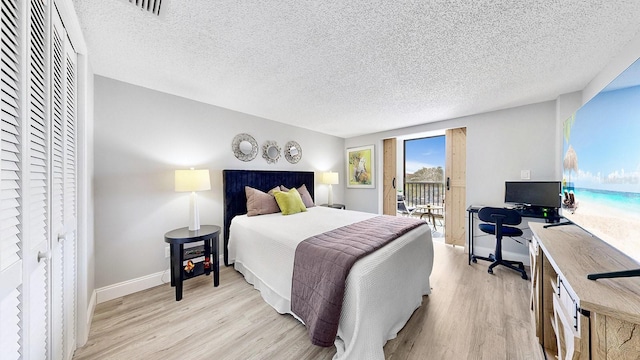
[561,57,640,278]
[504,181,561,209]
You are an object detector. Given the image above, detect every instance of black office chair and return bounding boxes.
[471,207,528,280]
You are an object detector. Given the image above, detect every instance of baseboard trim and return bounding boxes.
[96,270,168,304]
[96,255,224,304]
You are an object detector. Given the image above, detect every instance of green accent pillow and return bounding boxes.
[273,188,308,215]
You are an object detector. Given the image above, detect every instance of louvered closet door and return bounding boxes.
[62,38,78,360]
[0,0,24,359]
[1,0,79,358]
[50,10,65,360]
[50,6,78,360]
[24,0,51,359]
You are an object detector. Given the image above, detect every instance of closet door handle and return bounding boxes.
[38,251,51,263]
[392,177,396,189]
[446,177,450,191]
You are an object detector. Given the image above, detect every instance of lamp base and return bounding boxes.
[328,184,333,206]
[189,191,200,231]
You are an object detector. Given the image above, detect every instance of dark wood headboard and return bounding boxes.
[222,170,315,266]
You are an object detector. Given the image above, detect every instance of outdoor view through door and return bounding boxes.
[403,136,446,239]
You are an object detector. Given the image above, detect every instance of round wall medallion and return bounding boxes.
[262,140,281,164]
[232,133,258,162]
[284,141,302,164]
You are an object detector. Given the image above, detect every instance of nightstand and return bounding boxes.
[164,225,220,301]
[321,203,346,209]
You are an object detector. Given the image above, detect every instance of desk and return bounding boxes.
[530,222,640,359]
[416,204,444,230]
[164,225,220,301]
[466,205,559,265]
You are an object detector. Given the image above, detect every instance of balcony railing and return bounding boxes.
[403,181,445,208]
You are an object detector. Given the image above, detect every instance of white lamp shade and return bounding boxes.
[322,172,339,185]
[175,169,211,192]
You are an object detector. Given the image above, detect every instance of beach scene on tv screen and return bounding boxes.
[562,80,640,264]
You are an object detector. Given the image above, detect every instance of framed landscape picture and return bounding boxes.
[346,145,375,188]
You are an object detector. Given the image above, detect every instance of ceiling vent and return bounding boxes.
[128,0,163,16]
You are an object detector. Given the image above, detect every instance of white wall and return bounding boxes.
[345,101,557,262]
[94,76,344,290]
[345,101,557,213]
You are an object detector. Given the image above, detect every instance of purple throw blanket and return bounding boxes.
[290,215,426,347]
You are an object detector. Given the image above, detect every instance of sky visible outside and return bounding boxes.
[404,135,445,174]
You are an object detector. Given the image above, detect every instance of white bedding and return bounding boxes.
[228,206,434,360]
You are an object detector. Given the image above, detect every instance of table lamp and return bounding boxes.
[322,171,339,206]
[175,168,211,231]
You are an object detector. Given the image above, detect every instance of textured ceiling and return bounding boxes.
[72,0,640,138]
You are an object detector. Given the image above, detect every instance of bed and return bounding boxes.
[223,170,434,360]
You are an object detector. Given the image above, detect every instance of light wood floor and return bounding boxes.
[73,242,544,360]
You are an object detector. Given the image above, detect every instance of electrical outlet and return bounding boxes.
[520,170,531,180]
[165,246,170,258]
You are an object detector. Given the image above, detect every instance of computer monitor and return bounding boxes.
[504,181,561,209]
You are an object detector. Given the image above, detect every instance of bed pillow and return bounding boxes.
[273,188,308,215]
[279,184,315,208]
[245,186,281,216]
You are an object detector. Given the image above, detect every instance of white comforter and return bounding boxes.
[228,206,434,360]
